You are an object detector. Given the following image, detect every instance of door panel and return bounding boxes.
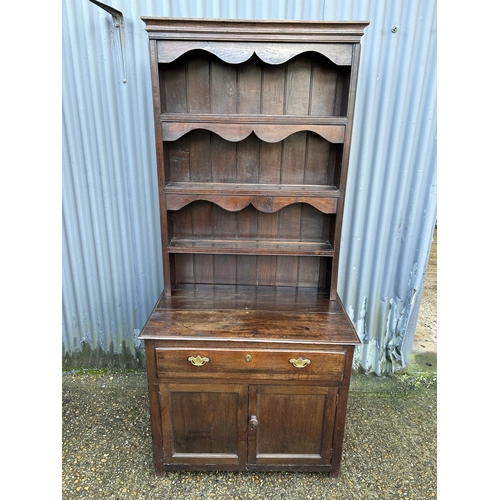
[248,385,337,465]
[159,383,247,465]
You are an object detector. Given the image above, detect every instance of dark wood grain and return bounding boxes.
[143,18,369,43]
[161,121,346,143]
[159,51,350,117]
[141,17,368,477]
[143,340,165,476]
[160,383,248,464]
[330,345,356,477]
[155,284,346,313]
[155,347,346,381]
[148,39,172,296]
[248,385,337,466]
[187,56,210,113]
[156,41,354,66]
[141,309,359,345]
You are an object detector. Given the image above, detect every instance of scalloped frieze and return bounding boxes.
[162,122,345,144]
[157,41,352,66]
[165,195,337,214]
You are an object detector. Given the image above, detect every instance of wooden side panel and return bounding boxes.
[144,340,165,476]
[336,66,351,117]
[330,345,355,477]
[149,40,171,294]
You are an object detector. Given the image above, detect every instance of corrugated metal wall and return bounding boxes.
[62,0,437,374]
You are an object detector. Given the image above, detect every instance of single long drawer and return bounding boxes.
[155,347,346,382]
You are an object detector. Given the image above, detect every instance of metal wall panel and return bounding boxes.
[62,0,437,374]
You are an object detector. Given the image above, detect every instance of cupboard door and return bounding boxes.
[248,385,337,466]
[159,383,248,465]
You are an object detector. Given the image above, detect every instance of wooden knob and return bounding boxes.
[249,415,258,430]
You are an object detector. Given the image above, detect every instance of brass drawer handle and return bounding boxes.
[188,355,210,367]
[289,357,311,368]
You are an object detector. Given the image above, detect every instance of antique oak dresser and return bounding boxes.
[138,17,369,477]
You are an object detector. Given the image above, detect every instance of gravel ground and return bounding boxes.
[62,370,436,499]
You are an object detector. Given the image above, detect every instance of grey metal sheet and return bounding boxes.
[62,0,436,374]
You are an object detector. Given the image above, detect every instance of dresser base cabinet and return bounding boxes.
[140,286,360,477]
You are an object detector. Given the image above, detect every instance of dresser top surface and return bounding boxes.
[139,285,361,345]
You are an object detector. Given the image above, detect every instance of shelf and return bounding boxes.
[155,284,340,313]
[161,114,346,143]
[167,238,334,256]
[165,183,339,213]
[161,114,348,125]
